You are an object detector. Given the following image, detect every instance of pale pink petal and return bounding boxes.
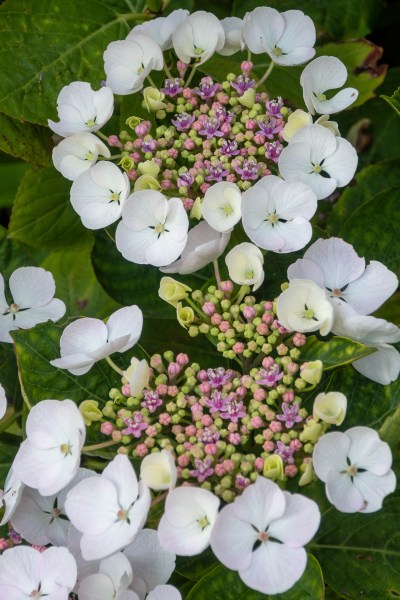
[346,427,393,475]
[353,470,396,513]
[40,546,77,593]
[312,431,350,481]
[210,503,255,570]
[65,477,119,535]
[268,492,320,547]
[123,529,176,591]
[325,470,364,512]
[9,267,55,309]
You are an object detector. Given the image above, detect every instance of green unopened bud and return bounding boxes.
[263,454,284,481]
[119,156,135,171]
[238,88,256,109]
[134,174,161,191]
[80,400,103,427]
[125,116,142,130]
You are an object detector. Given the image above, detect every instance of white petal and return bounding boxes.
[40,546,77,593]
[10,491,54,545]
[158,513,214,556]
[0,313,15,343]
[116,221,157,264]
[65,477,119,535]
[106,305,143,352]
[243,7,284,55]
[210,503,256,571]
[59,317,108,356]
[0,545,42,591]
[322,137,358,187]
[129,10,189,51]
[240,542,307,595]
[313,88,359,115]
[13,299,66,329]
[346,427,393,475]
[312,431,350,481]
[9,267,55,309]
[352,345,400,385]
[102,455,139,508]
[353,470,396,513]
[234,477,286,532]
[147,585,182,600]
[268,492,320,547]
[219,17,243,56]
[123,529,176,591]
[78,574,116,600]
[345,261,398,314]
[287,257,325,288]
[325,470,365,512]
[0,468,24,526]
[202,182,242,233]
[100,552,133,592]
[0,383,6,420]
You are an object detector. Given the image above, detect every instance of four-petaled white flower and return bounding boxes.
[140,449,177,491]
[219,17,244,56]
[52,132,111,181]
[173,11,225,66]
[313,427,396,513]
[276,279,334,336]
[104,33,163,95]
[12,399,86,496]
[65,454,151,560]
[0,266,66,343]
[48,81,114,137]
[78,552,138,600]
[116,190,189,267]
[287,237,398,316]
[161,221,230,275]
[70,161,130,229]
[332,308,400,385]
[51,305,143,375]
[0,546,77,599]
[202,181,242,233]
[10,468,95,547]
[301,56,359,115]
[128,9,189,51]
[0,382,6,420]
[210,477,320,595]
[313,391,347,426]
[225,243,265,291]
[158,486,220,556]
[243,7,316,66]
[241,176,317,253]
[278,124,358,200]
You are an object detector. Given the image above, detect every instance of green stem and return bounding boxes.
[146,75,157,88]
[164,61,173,80]
[213,259,222,290]
[151,491,168,506]
[18,370,32,411]
[185,65,197,87]
[82,440,120,453]
[106,154,124,161]
[186,296,206,319]
[232,285,251,305]
[0,410,22,434]
[256,61,275,89]
[247,49,252,62]
[105,356,124,376]
[124,0,136,11]
[104,228,116,243]
[137,343,151,360]
[96,130,109,142]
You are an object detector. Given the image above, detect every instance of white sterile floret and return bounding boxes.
[140,449,177,491]
[313,391,347,426]
[116,190,189,267]
[301,56,359,115]
[70,161,130,229]
[173,11,225,66]
[65,454,151,560]
[48,81,114,137]
[78,552,138,600]
[158,486,220,556]
[202,181,242,233]
[210,477,320,595]
[242,7,316,66]
[104,33,163,95]
[147,585,182,600]
[128,9,189,51]
[225,243,265,291]
[52,132,111,181]
[282,109,313,142]
[313,427,396,513]
[277,279,334,336]
[10,468,95,547]
[12,399,85,496]
[0,382,6,420]
[219,17,244,56]
[161,221,230,275]
[51,305,143,375]
[241,175,317,253]
[124,357,150,398]
[332,308,400,385]
[279,124,358,200]
[0,468,24,526]
[287,237,398,316]
[0,546,77,599]
[123,529,176,595]
[0,266,66,343]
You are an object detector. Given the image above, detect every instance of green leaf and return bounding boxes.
[40,243,120,319]
[175,548,217,581]
[311,491,400,599]
[328,158,400,236]
[185,556,324,600]
[0,112,52,166]
[379,405,400,449]
[0,161,30,208]
[0,0,149,125]
[0,225,39,279]
[0,435,19,488]
[232,0,383,40]
[0,342,21,406]
[300,336,375,370]
[8,165,91,250]
[12,322,118,406]
[382,86,400,117]
[339,187,400,276]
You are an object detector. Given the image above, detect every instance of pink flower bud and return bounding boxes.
[108,135,123,148]
[263,440,275,452]
[146,425,157,437]
[168,148,178,159]
[236,386,247,397]
[253,388,266,401]
[263,428,274,440]
[31,545,47,553]
[264,301,274,311]
[201,414,213,426]
[217,92,230,105]
[262,312,274,325]
[254,133,265,145]
[193,121,203,131]
[101,422,114,435]
[220,122,231,134]
[176,353,189,366]
[168,363,181,379]
[241,60,253,73]
[269,421,282,433]
[177,61,188,77]
[254,457,264,471]
[211,313,222,325]
[293,333,307,347]
[251,416,263,428]
[183,139,195,150]
[223,459,235,472]
[0,539,9,550]
[178,454,190,467]
[204,443,217,455]
[262,356,275,369]
[246,119,257,130]
[159,412,171,425]
[232,342,245,354]
[203,301,216,316]
[133,139,142,149]
[228,432,241,445]
[199,382,211,394]
[121,384,131,397]
[183,87,193,99]
[256,323,269,335]
[136,444,149,457]
[290,439,302,451]
[282,390,295,402]
[135,123,148,137]
[219,320,230,333]
[127,169,137,181]
[112,430,122,442]
[200,183,211,193]
[197,370,208,381]
[285,465,298,477]
[226,173,237,182]
[183,197,194,210]
[286,363,299,375]
[243,306,256,320]
[184,441,192,450]
[214,463,225,476]
[167,385,179,397]
[161,180,173,189]
[188,97,198,106]
[185,425,197,436]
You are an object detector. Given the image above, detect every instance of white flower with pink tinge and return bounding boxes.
[211,477,320,595]
[313,427,396,513]
[172,11,225,66]
[65,454,151,561]
[0,545,77,599]
[48,81,114,137]
[0,266,66,343]
[51,305,143,375]
[276,279,334,336]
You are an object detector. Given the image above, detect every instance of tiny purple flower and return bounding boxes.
[141,139,158,153]
[205,390,226,413]
[199,117,224,139]
[199,427,220,443]
[122,412,148,438]
[220,396,246,423]
[235,474,250,489]
[206,367,234,388]
[257,364,283,387]
[265,141,283,163]
[275,440,295,464]
[171,112,196,132]
[257,117,282,139]
[161,77,183,97]
[195,76,219,100]
[8,527,22,544]
[231,75,256,95]
[266,97,284,117]
[177,171,194,188]
[205,160,230,182]
[276,402,303,429]
[220,139,240,157]
[235,158,260,180]
[213,105,234,124]
[141,390,163,413]
[190,457,214,482]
